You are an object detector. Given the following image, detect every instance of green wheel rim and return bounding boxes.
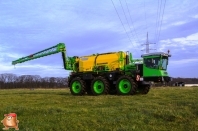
[118,79,132,94]
[72,81,82,94]
[93,80,104,94]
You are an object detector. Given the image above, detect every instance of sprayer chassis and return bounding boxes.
[68,70,150,96]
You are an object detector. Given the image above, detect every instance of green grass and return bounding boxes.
[0,87,198,131]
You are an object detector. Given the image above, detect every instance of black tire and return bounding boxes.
[91,76,110,95]
[116,75,136,95]
[141,85,150,94]
[137,85,150,95]
[131,82,138,95]
[69,77,86,96]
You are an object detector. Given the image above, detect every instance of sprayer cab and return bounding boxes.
[141,52,171,82]
[141,52,171,70]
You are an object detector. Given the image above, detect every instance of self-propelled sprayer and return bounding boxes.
[12,43,171,95]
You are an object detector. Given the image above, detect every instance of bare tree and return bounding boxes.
[0,73,70,89]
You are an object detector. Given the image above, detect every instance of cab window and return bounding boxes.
[144,57,160,69]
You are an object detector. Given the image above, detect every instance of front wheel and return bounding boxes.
[69,77,86,96]
[116,75,136,95]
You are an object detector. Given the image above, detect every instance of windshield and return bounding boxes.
[144,56,168,70]
[161,56,168,70]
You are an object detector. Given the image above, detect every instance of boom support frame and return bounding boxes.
[12,43,74,71]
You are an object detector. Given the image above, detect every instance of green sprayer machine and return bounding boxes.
[12,43,171,95]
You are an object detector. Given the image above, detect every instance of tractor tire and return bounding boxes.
[91,76,110,95]
[116,75,136,95]
[131,82,138,95]
[141,85,150,94]
[136,85,150,95]
[69,77,86,96]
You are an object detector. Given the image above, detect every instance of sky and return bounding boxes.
[0,0,198,78]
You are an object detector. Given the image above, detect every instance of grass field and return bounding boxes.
[0,87,198,131]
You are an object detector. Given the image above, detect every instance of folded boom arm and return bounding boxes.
[12,43,74,70]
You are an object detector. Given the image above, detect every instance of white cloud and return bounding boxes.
[5,53,23,59]
[158,32,198,52]
[170,58,198,65]
[171,21,187,26]
[172,33,198,46]
[0,63,69,77]
[192,14,198,18]
[186,33,198,41]
[0,64,13,71]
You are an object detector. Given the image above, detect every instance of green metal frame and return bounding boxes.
[12,43,65,65]
[12,43,75,71]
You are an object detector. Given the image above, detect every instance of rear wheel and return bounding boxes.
[91,76,109,95]
[69,77,86,95]
[116,75,136,95]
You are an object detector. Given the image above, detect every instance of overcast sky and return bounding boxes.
[0,0,198,78]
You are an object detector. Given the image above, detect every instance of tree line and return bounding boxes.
[0,73,67,89]
[0,73,197,89]
[153,77,198,87]
[171,77,198,84]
